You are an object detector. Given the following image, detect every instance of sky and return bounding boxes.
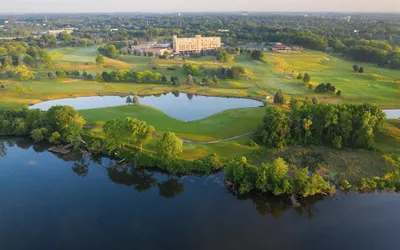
[1,0,400,13]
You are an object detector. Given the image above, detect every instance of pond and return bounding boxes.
[383,109,400,119]
[1,138,400,250]
[29,93,264,121]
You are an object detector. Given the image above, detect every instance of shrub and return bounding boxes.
[273,89,285,104]
[49,131,61,144]
[31,128,47,142]
[297,73,303,79]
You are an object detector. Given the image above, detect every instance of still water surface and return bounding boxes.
[29,93,264,121]
[29,93,399,120]
[0,138,400,250]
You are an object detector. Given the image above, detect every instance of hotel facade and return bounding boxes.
[173,35,221,53]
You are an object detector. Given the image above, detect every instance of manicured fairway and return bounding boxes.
[80,104,265,141]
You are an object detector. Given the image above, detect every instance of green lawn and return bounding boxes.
[236,51,400,108]
[80,104,265,141]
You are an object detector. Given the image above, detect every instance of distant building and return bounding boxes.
[153,43,170,49]
[272,43,292,52]
[129,41,172,57]
[173,35,221,53]
[47,29,73,35]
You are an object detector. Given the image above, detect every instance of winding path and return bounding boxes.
[85,125,255,144]
[180,132,255,144]
[85,125,399,150]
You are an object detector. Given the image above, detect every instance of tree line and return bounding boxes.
[0,106,225,174]
[0,41,52,69]
[225,156,334,196]
[256,103,385,149]
[0,106,85,147]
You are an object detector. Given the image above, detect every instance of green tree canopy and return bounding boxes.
[156,132,183,159]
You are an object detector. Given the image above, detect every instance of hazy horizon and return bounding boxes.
[1,0,400,14]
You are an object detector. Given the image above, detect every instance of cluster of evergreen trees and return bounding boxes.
[256,103,385,149]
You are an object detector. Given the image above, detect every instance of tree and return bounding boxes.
[297,73,303,80]
[217,52,233,63]
[183,62,199,76]
[303,73,311,84]
[273,89,285,105]
[133,95,140,104]
[58,31,73,42]
[186,74,193,84]
[47,72,54,78]
[126,96,133,104]
[96,73,103,82]
[13,65,35,80]
[358,66,364,73]
[41,51,53,68]
[49,131,61,144]
[336,90,342,96]
[80,38,92,46]
[134,120,155,151]
[212,75,219,84]
[103,117,154,152]
[31,128,48,142]
[98,44,118,58]
[23,54,36,67]
[46,106,86,147]
[87,74,93,80]
[353,65,359,72]
[251,50,265,60]
[256,158,293,195]
[163,51,169,59]
[161,75,167,84]
[56,71,66,77]
[156,132,183,159]
[312,96,319,104]
[96,55,105,67]
[257,106,291,148]
[230,65,245,78]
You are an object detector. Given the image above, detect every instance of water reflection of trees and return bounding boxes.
[106,166,185,198]
[232,191,324,220]
[2,139,327,217]
[0,141,6,158]
[107,167,157,192]
[158,177,184,198]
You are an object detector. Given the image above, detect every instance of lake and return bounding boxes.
[29,93,399,121]
[1,138,400,250]
[383,109,400,119]
[29,93,264,121]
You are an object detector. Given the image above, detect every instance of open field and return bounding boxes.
[1,45,399,164]
[80,104,264,141]
[4,46,398,109]
[236,51,400,107]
